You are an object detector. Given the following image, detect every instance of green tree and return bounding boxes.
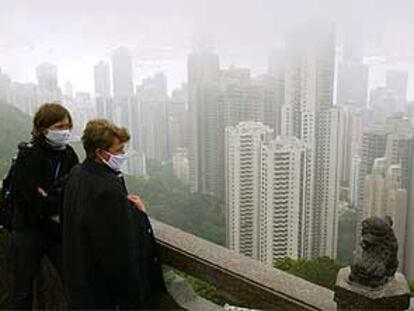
[337,209,357,265]
[0,102,31,177]
[124,162,225,246]
[274,257,345,290]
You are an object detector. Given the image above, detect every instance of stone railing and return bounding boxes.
[1,214,412,310]
[152,219,336,310]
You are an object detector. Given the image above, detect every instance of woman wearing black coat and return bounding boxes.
[62,119,167,309]
[9,103,79,309]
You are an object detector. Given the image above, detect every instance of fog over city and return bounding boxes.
[3,1,414,306]
[1,0,414,97]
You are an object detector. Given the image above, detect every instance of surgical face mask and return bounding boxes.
[45,129,72,149]
[103,151,127,172]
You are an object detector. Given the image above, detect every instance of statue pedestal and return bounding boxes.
[334,267,411,311]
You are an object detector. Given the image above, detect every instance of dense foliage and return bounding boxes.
[0,102,31,178]
[124,160,226,246]
[274,257,346,290]
[337,209,357,265]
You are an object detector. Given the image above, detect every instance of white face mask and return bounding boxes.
[45,129,72,149]
[103,151,127,172]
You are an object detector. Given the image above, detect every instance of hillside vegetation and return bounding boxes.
[0,102,31,178]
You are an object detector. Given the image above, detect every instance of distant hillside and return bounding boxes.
[0,102,31,177]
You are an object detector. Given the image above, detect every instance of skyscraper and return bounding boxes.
[355,117,414,277]
[259,136,313,263]
[337,105,363,186]
[225,122,313,265]
[225,122,274,260]
[36,63,61,103]
[281,22,341,258]
[188,44,220,195]
[355,126,388,235]
[386,70,408,101]
[111,47,134,98]
[111,47,137,150]
[365,159,407,272]
[259,73,284,136]
[94,61,113,120]
[336,62,369,107]
[369,87,402,123]
[168,84,188,155]
[336,21,369,108]
[265,49,285,135]
[137,73,169,163]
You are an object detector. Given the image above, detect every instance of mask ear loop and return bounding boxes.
[96,149,108,163]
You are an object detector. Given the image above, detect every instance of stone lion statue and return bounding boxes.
[349,216,399,288]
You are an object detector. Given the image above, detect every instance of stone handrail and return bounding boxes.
[151,218,336,310]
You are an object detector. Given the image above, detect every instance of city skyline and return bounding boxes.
[2,0,414,97]
[1,0,414,278]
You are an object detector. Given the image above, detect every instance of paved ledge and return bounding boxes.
[152,219,336,311]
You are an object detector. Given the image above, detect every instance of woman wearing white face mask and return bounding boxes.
[9,103,79,309]
[62,119,168,309]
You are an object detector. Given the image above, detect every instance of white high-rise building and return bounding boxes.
[313,108,345,258]
[225,122,274,259]
[259,136,313,264]
[225,122,314,265]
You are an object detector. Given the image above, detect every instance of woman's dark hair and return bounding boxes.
[32,103,73,138]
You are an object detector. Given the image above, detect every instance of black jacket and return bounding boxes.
[12,137,79,230]
[62,159,166,309]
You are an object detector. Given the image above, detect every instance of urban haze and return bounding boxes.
[1,0,414,306]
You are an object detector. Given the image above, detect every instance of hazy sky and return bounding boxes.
[1,0,414,98]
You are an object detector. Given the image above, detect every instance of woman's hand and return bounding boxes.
[127,194,146,212]
[37,187,48,197]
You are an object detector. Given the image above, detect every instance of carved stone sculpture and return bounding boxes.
[349,216,398,288]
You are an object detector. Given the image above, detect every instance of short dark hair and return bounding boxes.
[32,103,72,138]
[82,119,130,159]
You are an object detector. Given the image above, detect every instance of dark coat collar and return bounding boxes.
[82,158,121,178]
[32,134,69,154]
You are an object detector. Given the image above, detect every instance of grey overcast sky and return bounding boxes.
[1,0,414,97]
